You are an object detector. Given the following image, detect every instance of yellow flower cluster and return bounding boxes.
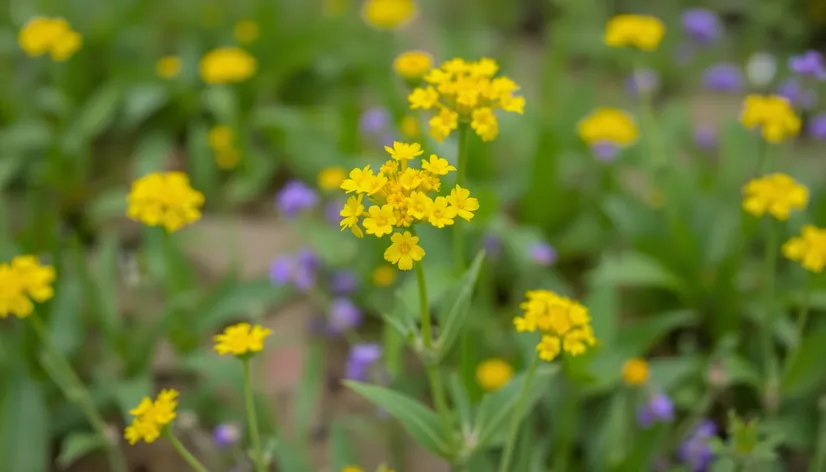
[622,358,649,385]
[0,256,55,319]
[234,20,260,44]
[783,225,826,273]
[208,125,241,169]
[476,358,514,392]
[124,389,179,445]
[127,171,205,232]
[200,47,257,84]
[156,56,182,79]
[361,0,417,30]
[514,290,596,362]
[604,14,665,51]
[214,322,273,357]
[408,58,524,142]
[577,108,639,147]
[740,95,801,143]
[317,166,347,191]
[393,50,433,80]
[339,142,479,270]
[741,173,808,221]
[18,17,82,61]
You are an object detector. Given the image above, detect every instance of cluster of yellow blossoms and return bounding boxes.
[604,14,665,51]
[393,50,433,80]
[476,358,514,392]
[622,358,650,386]
[213,322,273,357]
[127,171,205,232]
[361,0,418,30]
[208,125,242,169]
[514,290,596,362]
[18,17,82,61]
[784,225,826,273]
[577,108,639,155]
[200,47,257,84]
[339,141,478,270]
[0,256,55,319]
[124,389,179,445]
[740,95,801,143]
[408,58,525,142]
[741,173,808,221]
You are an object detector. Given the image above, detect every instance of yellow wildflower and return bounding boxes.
[372,265,397,286]
[361,0,418,30]
[421,155,456,175]
[340,195,366,238]
[393,50,433,80]
[156,56,182,79]
[622,358,649,385]
[740,94,801,143]
[215,149,240,169]
[384,231,425,270]
[427,196,457,228]
[18,17,82,61]
[384,141,423,162]
[318,166,347,190]
[741,173,808,221]
[578,108,639,148]
[208,125,234,150]
[234,20,260,44]
[213,322,273,357]
[124,389,179,445]
[342,467,363,472]
[604,14,665,51]
[514,290,596,362]
[200,47,257,84]
[0,256,55,319]
[363,204,397,237]
[446,185,479,221]
[476,358,514,392]
[783,225,826,273]
[127,172,205,232]
[400,115,421,138]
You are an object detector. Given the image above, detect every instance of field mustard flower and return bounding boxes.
[394,50,433,80]
[577,108,639,161]
[156,56,182,79]
[127,172,205,232]
[200,47,257,84]
[124,389,179,445]
[476,358,514,392]
[18,17,82,61]
[604,14,665,51]
[514,290,596,362]
[339,141,478,269]
[0,256,55,319]
[234,20,260,44]
[318,167,347,190]
[214,322,272,357]
[741,173,808,221]
[622,358,650,385]
[400,115,420,138]
[740,94,801,143]
[372,265,397,286]
[408,58,524,142]
[783,225,826,272]
[361,0,417,30]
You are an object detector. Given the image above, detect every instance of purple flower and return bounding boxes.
[330,270,358,296]
[681,8,721,44]
[482,234,502,258]
[275,180,318,218]
[345,343,382,381]
[328,298,363,334]
[529,242,557,266]
[359,107,390,135]
[269,256,294,285]
[269,248,319,292]
[778,78,818,110]
[212,423,240,447]
[789,50,826,79]
[808,113,826,140]
[693,125,717,150]
[637,392,674,428]
[626,69,659,96]
[324,200,343,226]
[678,420,717,472]
[591,141,619,161]
[703,64,743,92]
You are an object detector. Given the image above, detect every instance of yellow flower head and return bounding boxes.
[740,94,801,143]
[0,256,55,320]
[361,0,418,30]
[514,290,596,362]
[394,50,433,80]
[577,107,639,148]
[124,389,179,445]
[741,173,808,221]
[213,322,272,357]
[372,265,397,286]
[604,14,665,51]
[318,166,347,190]
[476,358,514,392]
[408,57,524,142]
[209,125,234,150]
[199,47,257,84]
[622,358,649,385]
[156,56,182,79]
[783,225,826,273]
[234,20,260,44]
[400,115,421,138]
[18,17,82,61]
[127,172,205,232]
[216,149,241,170]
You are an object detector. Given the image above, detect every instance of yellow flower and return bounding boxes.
[604,14,665,51]
[384,141,424,162]
[213,322,273,356]
[428,108,459,141]
[741,173,808,221]
[421,155,455,175]
[234,20,260,44]
[427,196,457,228]
[318,166,347,190]
[740,94,801,143]
[216,149,241,169]
[394,50,433,80]
[409,87,439,110]
[372,265,397,286]
[577,108,639,148]
[783,225,826,273]
[200,47,257,84]
[363,204,397,237]
[470,107,499,141]
[0,256,55,319]
[18,17,82,61]
[342,467,363,472]
[384,231,425,270]
[514,290,596,362]
[400,115,421,138]
[446,185,479,221]
[124,389,179,445]
[361,0,418,30]
[156,56,182,79]
[340,195,365,238]
[127,172,205,232]
[476,358,513,392]
[208,125,234,150]
[622,358,649,385]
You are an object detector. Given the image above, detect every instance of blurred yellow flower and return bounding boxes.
[604,14,665,51]
[0,256,55,319]
[156,56,182,79]
[393,50,433,80]
[740,94,801,143]
[514,290,596,362]
[361,0,417,30]
[318,167,347,190]
[127,172,205,232]
[622,358,649,385]
[200,47,257,84]
[214,322,272,356]
[208,125,234,150]
[741,173,808,221]
[215,149,240,169]
[372,265,397,286]
[325,0,350,17]
[577,108,639,147]
[234,20,260,44]
[18,17,82,61]
[783,225,826,273]
[476,358,513,392]
[400,115,420,138]
[124,389,179,445]
[342,468,363,472]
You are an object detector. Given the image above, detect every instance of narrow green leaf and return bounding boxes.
[447,373,473,431]
[615,309,696,358]
[93,233,121,344]
[435,251,485,359]
[121,84,168,128]
[57,433,104,469]
[133,132,174,176]
[193,277,291,336]
[293,340,325,444]
[48,274,83,356]
[0,369,49,472]
[271,437,314,472]
[781,330,826,398]
[330,419,360,471]
[74,82,123,140]
[588,251,684,292]
[202,86,238,123]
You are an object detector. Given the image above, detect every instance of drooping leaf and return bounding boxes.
[57,433,105,469]
[0,369,49,472]
[435,251,485,359]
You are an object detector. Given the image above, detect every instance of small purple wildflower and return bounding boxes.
[808,113,826,140]
[330,270,359,296]
[789,50,826,80]
[637,392,675,428]
[328,298,363,334]
[529,242,557,266]
[693,125,717,150]
[778,78,818,110]
[359,107,391,135]
[269,256,294,286]
[678,420,717,472]
[275,180,318,218]
[269,248,319,292]
[626,69,659,96]
[381,132,397,147]
[681,8,722,44]
[345,343,382,381]
[482,234,502,259]
[703,64,743,92]
[212,423,240,447]
[591,141,619,161]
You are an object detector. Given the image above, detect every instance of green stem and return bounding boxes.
[811,399,826,472]
[242,359,266,472]
[783,280,813,377]
[30,314,127,472]
[761,222,780,413]
[454,123,470,273]
[497,356,540,472]
[165,429,210,472]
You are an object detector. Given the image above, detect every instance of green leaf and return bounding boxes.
[330,419,360,471]
[92,233,122,344]
[271,437,314,472]
[588,251,684,292]
[57,433,104,469]
[343,380,452,458]
[113,375,152,420]
[74,82,123,140]
[0,154,27,191]
[447,373,473,430]
[193,277,291,336]
[615,309,696,358]
[781,330,826,398]
[121,84,168,128]
[202,86,238,123]
[0,120,52,154]
[293,341,325,443]
[0,369,49,472]
[133,132,175,176]
[435,251,485,359]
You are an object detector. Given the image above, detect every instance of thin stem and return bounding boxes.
[454,123,470,274]
[811,400,826,472]
[783,279,813,377]
[761,222,780,413]
[242,359,266,472]
[497,356,540,472]
[415,261,434,348]
[30,314,127,472]
[165,429,210,472]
